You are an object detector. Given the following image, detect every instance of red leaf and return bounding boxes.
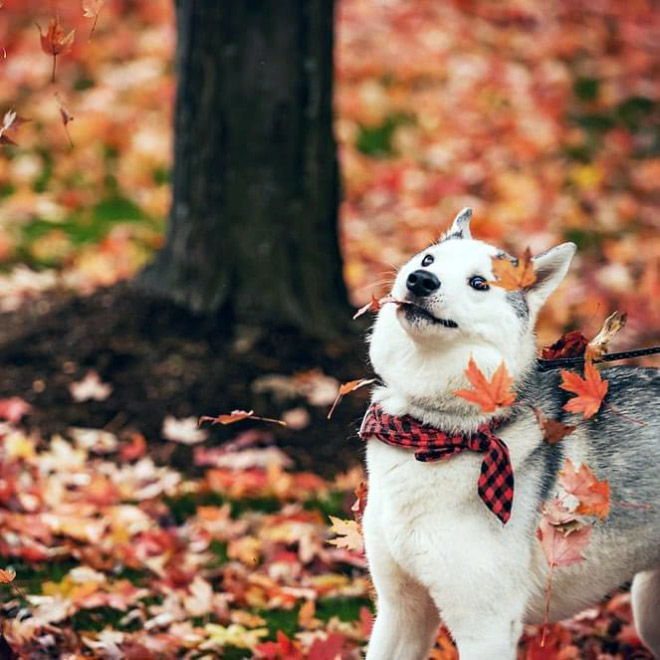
[541,330,589,360]
[559,458,610,520]
[308,633,348,660]
[37,19,75,82]
[352,294,405,320]
[537,517,593,567]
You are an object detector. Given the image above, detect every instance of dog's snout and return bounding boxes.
[406,269,440,297]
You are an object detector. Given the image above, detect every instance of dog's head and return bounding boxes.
[369,208,576,405]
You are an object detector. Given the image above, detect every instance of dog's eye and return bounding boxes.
[421,254,434,267]
[469,276,490,291]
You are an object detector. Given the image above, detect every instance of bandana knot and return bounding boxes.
[359,403,514,524]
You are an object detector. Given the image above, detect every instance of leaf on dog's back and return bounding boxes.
[454,357,516,413]
[560,362,608,419]
[537,517,593,567]
[559,458,610,520]
[585,311,627,362]
[489,248,536,291]
[532,408,576,446]
[327,516,364,553]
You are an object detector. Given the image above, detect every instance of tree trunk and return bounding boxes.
[139,0,350,338]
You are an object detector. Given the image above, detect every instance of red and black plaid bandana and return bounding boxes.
[359,403,514,524]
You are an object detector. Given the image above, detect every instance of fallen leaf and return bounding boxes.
[0,397,31,423]
[454,357,516,413]
[532,408,576,446]
[0,569,16,583]
[489,248,536,291]
[541,330,589,360]
[586,311,627,362]
[327,516,364,553]
[37,18,75,82]
[560,362,608,419]
[327,378,377,419]
[69,371,112,402]
[162,415,208,444]
[199,410,286,427]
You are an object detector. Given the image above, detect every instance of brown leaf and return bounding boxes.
[37,19,75,82]
[560,362,608,419]
[327,378,376,419]
[585,311,627,362]
[489,248,536,291]
[199,410,286,427]
[532,408,576,446]
[541,330,589,360]
[454,357,516,413]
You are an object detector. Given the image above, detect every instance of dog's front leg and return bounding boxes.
[364,524,439,659]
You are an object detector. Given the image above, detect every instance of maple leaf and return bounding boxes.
[541,330,589,360]
[454,357,516,413]
[542,497,577,526]
[199,409,286,426]
[352,294,404,320]
[537,518,593,568]
[585,311,627,362]
[82,0,105,38]
[308,633,348,660]
[532,408,576,446]
[0,569,16,583]
[559,458,611,520]
[37,19,75,82]
[489,248,536,291]
[560,362,608,419]
[326,378,376,419]
[327,516,364,553]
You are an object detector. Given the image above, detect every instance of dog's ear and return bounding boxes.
[527,243,576,314]
[443,207,472,240]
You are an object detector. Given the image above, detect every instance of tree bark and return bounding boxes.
[139,0,349,338]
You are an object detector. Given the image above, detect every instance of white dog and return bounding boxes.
[362,208,660,659]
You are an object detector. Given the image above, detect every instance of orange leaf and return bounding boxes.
[327,377,376,419]
[199,410,286,427]
[454,358,516,413]
[37,19,74,82]
[560,362,608,419]
[541,330,588,360]
[0,569,15,583]
[537,518,593,568]
[532,408,576,446]
[489,248,536,291]
[559,458,610,520]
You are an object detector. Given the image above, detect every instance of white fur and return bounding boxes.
[362,211,659,659]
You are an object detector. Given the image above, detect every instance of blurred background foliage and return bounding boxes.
[0,0,657,345]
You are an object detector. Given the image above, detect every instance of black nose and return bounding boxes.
[406,269,440,297]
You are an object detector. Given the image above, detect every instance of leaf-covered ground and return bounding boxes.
[0,0,658,657]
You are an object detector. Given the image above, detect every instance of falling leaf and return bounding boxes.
[327,378,377,419]
[55,94,75,148]
[0,109,16,145]
[532,408,576,446]
[352,294,404,320]
[559,459,611,520]
[82,0,105,37]
[162,415,208,444]
[199,410,286,427]
[0,569,16,583]
[351,481,368,520]
[69,371,112,402]
[37,18,75,82]
[560,362,608,419]
[327,516,364,553]
[537,518,593,567]
[586,311,627,362]
[541,330,589,360]
[454,357,516,413]
[0,397,31,423]
[489,248,536,291]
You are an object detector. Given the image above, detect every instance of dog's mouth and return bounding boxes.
[398,302,459,329]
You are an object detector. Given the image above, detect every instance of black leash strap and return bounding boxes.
[537,346,660,372]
